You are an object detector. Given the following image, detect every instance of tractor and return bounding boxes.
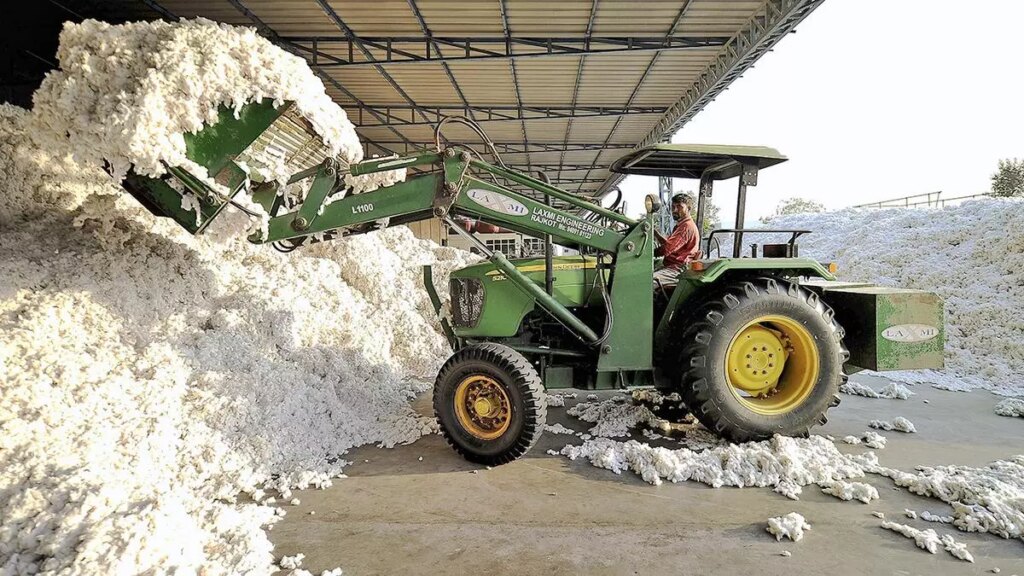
[122,100,945,465]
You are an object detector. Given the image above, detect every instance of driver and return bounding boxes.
[653,193,701,289]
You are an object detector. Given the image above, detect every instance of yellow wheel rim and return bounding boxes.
[454,375,512,440]
[724,314,820,415]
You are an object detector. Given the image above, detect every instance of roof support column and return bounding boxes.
[658,175,673,235]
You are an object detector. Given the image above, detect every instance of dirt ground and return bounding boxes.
[270,375,1024,576]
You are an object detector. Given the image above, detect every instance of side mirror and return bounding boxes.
[644,194,661,214]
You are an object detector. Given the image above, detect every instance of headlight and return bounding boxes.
[644,194,661,214]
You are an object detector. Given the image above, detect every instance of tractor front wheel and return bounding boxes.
[434,343,546,465]
[679,277,847,442]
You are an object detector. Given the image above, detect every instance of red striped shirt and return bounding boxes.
[656,216,700,269]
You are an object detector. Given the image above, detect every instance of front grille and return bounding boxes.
[450,278,485,328]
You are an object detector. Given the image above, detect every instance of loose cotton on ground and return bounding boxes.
[766,512,811,542]
[558,435,876,499]
[872,457,1024,542]
[0,17,474,576]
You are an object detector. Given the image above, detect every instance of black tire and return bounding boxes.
[434,343,546,465]
[678,276,847,442]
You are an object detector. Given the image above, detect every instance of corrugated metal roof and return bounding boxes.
[127,0,823,200]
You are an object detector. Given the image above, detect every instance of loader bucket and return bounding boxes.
[121,98,333,234]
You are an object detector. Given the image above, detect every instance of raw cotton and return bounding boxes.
[767,200,1024,397]
[871,457,1024,541]
[279,554,305,570]
[863,431,888,449]
[630,389,683,406]
[994,398,1024,418]
[544,424,577,435]
[881,520,943,554]
[28,17,403,236]
[840,381,914,400]
[33,19,353,181]
[869,417,917,433]
[820,480,879,503]
[880,521,974,562]
[766,513,811,542]
[921,511,954,524]
[558,435,876,497]
[566,398,659,438]
[545,393,575,408]
[641,429,664,441]
[0,123,473,574]
[1,18,477,575]
[675,426,726,450]
[940,534,975,563]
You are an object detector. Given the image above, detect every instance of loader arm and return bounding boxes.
[119,100,654,368]
[251,149,631,254]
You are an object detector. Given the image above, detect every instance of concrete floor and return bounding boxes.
[271,375,1024,576]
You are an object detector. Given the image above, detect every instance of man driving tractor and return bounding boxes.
[653,192,701,288]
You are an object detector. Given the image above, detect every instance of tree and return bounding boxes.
[991,158,1024,197]
[761,197,825,223]
[698,201,721,235]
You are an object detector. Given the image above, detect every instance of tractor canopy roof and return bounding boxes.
[609,144,787,181]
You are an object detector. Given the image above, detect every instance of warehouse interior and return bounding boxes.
[3,2,1022,575]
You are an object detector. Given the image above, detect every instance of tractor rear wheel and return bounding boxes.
[678,277,847,442]
[434,343,546,465]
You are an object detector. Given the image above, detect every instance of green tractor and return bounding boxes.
[122,100,945,465]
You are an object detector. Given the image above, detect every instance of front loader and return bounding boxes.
[121,99,945,465]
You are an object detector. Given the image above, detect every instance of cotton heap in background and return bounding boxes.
[769,200,1024,397]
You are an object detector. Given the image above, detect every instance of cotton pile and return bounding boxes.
[0,17,475,576]
[767,201,1024,397]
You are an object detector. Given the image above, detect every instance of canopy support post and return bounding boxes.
[696,172,712,253]
[732,163,758,258]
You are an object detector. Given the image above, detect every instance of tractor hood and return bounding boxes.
[448,255,607,337]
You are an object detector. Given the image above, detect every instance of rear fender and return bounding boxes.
[653,258,835,359]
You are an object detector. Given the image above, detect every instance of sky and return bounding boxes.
[616,0,1024,224]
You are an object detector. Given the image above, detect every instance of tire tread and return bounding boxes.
[678,276,847,443]
[433,343,546,465]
